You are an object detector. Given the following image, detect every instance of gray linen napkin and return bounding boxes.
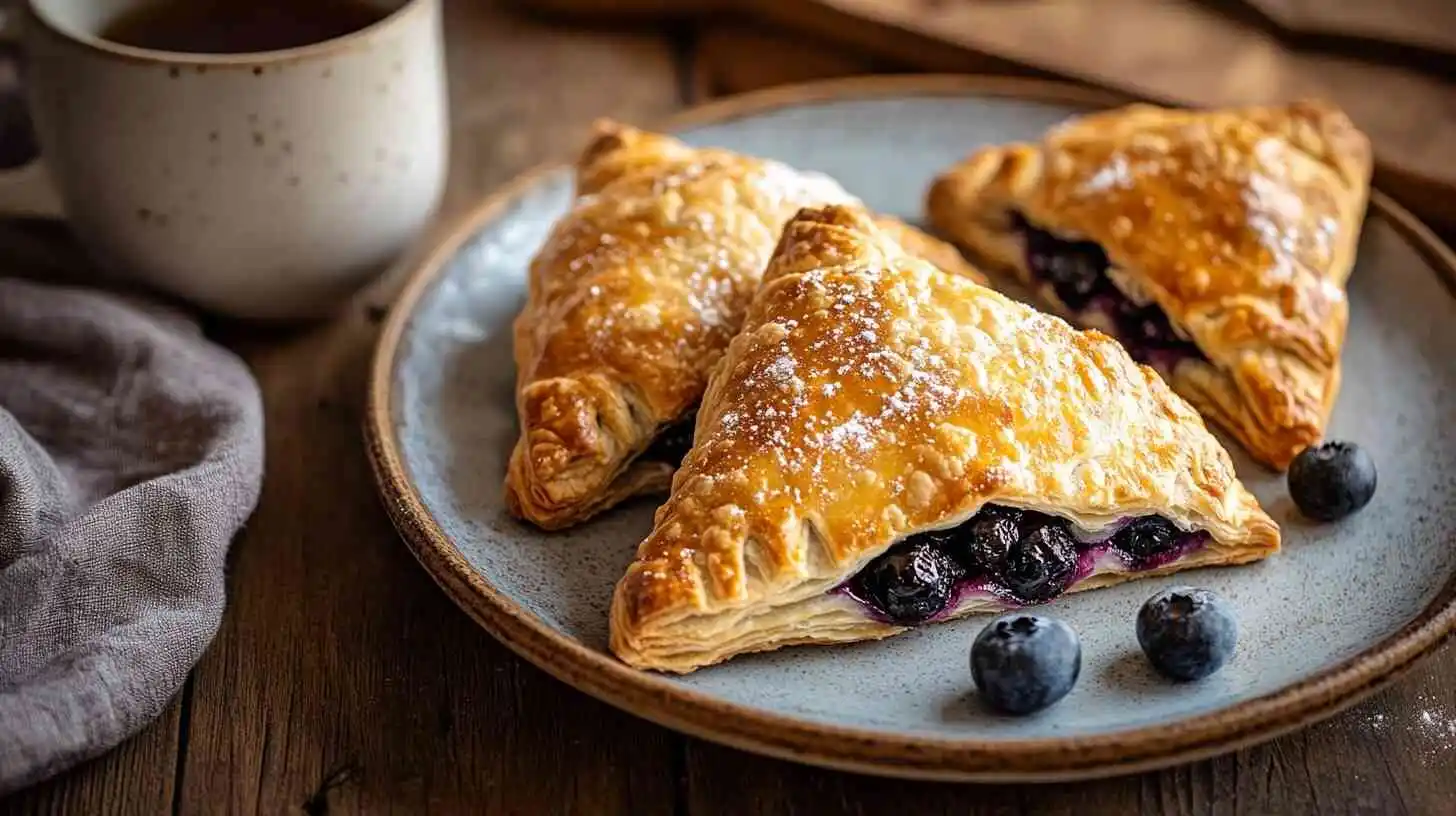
[0,275,264,794]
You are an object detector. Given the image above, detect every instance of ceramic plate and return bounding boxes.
[366,77,1456,781]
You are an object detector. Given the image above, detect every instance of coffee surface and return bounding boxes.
[102,0,390,54]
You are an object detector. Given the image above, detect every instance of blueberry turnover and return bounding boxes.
[506,121,985,529]
[608,205,1280,673]
[926,101,1373,470]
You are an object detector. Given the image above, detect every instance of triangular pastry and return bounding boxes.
[507,121,984,529]
[609,204,1279,674]
[926,100,1372,470]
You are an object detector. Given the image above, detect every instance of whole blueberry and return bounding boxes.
[1112,516,1181,562]
[970,614,1082,715]
[955,508,1022,574]
[862,543,962,624]
[1136,587,1238,682]
[977,503,1026,527]
[1288,440,1377,522]
[1002,523,1079,603]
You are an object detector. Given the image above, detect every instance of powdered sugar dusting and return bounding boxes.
[684,269,735,331]
[1355,693,1456,767]
[671,158,860,335]
[1079,152,1136,195]
[703,269,972,483]
[1244,140,1309,272]
[1361,711,1388,733]
[540,151,871,368]
[763,355,799,387]
[1413,693,1456,763]
[750,160,858,213]
[825,412,875,452]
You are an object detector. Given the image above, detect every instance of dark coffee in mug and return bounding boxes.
[101,0,391,54]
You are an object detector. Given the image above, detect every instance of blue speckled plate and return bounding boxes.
[366,77,1456,780]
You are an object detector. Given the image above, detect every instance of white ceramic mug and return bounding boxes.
[1,0,448,320]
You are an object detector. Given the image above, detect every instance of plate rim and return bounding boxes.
[365,74,1456,782]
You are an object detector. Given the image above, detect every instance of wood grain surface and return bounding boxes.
[1232,0,1456,55]
[2,0,1454,813]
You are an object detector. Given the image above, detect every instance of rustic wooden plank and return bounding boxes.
[688,19,1052,101]
[172,1,685,813]
[689,21,893,101]
[1231,0,1456,57]
[431,0,684,217]
[0,698,182,816]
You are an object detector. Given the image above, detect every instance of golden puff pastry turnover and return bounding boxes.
[609,204,1279,674]
[926,100,1372,470]
[507,120,985,530]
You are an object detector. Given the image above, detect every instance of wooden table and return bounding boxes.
[5,2,1455,812]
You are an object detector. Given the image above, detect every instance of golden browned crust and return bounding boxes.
[926,100,1372,470]
[507,121,984,530]
[869,214,986,285]
[609,204,1279,673]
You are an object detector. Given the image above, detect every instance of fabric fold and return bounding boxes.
[0,276,264,794]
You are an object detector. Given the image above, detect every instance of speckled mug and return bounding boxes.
[1,0,448,320]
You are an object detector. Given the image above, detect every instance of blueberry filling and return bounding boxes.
[859,543,964,623]
[1002,524,1079,603]
[955,505,1020,574]
[1111,516,1180,566]
[840,504,1209,625]
[641,410,698,465]
[1010,212,1204,369]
